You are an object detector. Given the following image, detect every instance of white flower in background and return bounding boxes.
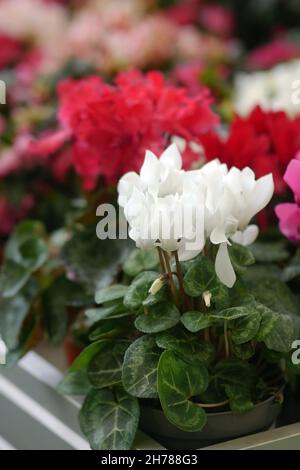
[234,60,300,117]
[117,145,274,288]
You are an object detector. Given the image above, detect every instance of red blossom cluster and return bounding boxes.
[30,70,218,190]
[199,106,300,195]
[0,34,22,70]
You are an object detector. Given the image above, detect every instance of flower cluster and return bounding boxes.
[30,70,218,190]
[276,152,300,243]
[199,106,300,195]
[234,59,300,118]
[118,144,274,287]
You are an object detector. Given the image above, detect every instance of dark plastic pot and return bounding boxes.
[140,394,283,449]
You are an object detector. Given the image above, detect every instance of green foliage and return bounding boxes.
[134,301,180,333]
[123,249,159,277]
[122,335,161,398]
[87,340,130,389]
[250,240,289,263]
[181,310,212,332]
[183,256,228,304]
[123,271,159,310]
[156,326,214,364]
[80,387,139,450]
[158,350,208,432]
[61,225,132,289]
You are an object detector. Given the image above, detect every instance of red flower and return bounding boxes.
[0,34,22,70]
[30,70,218,190]
[200,106,300,194]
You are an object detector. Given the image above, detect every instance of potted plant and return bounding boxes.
[58,144,300,450]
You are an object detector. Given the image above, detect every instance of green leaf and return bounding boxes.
[232,342,255,360]
[214,359,256,388]
[231,307,261,345]
[5,220,47,267]
[283,248,300,281]
[250,241,289,263]
[87,341,129,388]
[209,304,255,321]
[88,317,132,341]
[225,383,254,414]
[57,370,92,396]
[95,284,128,305]
[124,271,159,310]
[183,256,227,304]
[61,225,132,289]
[156,326,214,364]
[66,340,109,372]
[58,341,110,396]
[123,249,159,277]
[158,350,208,432]
[122,335,161,398]
[255,304,279,341]
[134,301,180,333]
[43,277,90,346]
[247,277,299,317]
[80,387,139,450]
[85,304,127,323]
[229,243,255,272]
[181,310,212,332]
[0,294,30,350]
[0,220,48,298]
[0,260,30,298]
[264,314,300,353]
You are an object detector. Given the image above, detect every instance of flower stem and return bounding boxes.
[157,246,167,275]
[162,249,178,304]
[173,250,191,310]
[224,320,230,358]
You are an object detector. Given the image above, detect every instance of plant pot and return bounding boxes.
[140,394,283,450]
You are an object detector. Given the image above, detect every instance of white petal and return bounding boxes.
[117,172,141,207]
[242,224,259,246]
[160,143,182,170]
[215,242,236,288]
[243,174,274,226]
[140,150,160,187]
[210,225,228,245]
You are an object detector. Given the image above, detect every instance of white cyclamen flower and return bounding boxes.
[199,162,274,287]
[117,145,274,289]
[118,144,205,258]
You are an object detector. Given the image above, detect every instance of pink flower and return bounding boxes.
[200,5,235,37]
[171,62,204,96]
[247,39,298,71]
[275,152,300,242]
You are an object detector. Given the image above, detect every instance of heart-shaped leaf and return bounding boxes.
[95,284,128,305]
[122,335,161,398]
[87,340,130,388]
[134,301,180,333]
[181,310,212,332]
[183,256,228,304]
[158,350,208,432]
[156,326,214,364]
[80,387,139,450]
[123,249,159,277]
[124,271,159,310]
